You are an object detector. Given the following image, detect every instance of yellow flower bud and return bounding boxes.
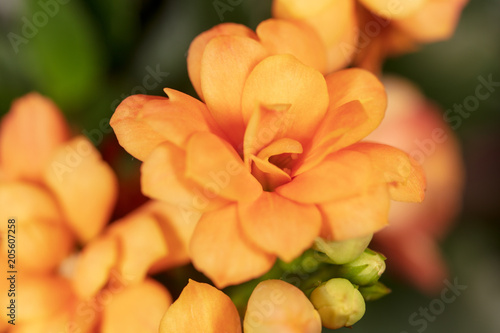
[336,249,386,286]
[310,278,365,329]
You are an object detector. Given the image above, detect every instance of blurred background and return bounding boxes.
[0,0,499,332]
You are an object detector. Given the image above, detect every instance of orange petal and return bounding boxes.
[15,275,74,324]
[102,279,172,333]
[256,19,327,73]
[142,88,226,147]
[141,142,230,210]
[244,280,322,333]
[350,142,426,202]
[359,0,426,19]
[297,100,368,174]
[200,35,268,147]
[319,184,390,241]
[43,136,118,243]
[188,23,258,100]
[159,280,242,333]
[0,181,61,231]
[272,0,358,72]
[110,94,170,161]
[72,235,118,299]
[248,137,303,191]
[277,149,374,204]
[0,93,70,182]
[325,68,386,141]
[141,201,200,272]
[108,212,169,285]
[238,192,321,262]
[394,0,468,42]
[190,204,276,288]
[0,182,74,272]
[241,54,328,146]
[185,132,262,203]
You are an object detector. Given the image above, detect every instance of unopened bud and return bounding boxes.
[313,234,372,265]
[335,249,386,286]
[310,278,365,329]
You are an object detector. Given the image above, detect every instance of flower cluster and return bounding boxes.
[0,0,468,331]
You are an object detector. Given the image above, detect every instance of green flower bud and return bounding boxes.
[336,249,386,286]
[358,282,391,301]
[310,278,365,329]
[313,234,372,265]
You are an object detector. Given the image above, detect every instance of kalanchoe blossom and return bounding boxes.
[111,31,425,288]
[159,279,322,333]
[0,93,173,332]
[366,76,465,294]
[272,0,468,72]
[0,93,117,273]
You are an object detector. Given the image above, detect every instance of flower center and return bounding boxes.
[249,138,303,191]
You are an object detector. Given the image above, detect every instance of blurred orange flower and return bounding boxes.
[159,279,321,333]
[366,76,465,294]
[0,94,177,332]
[0,93,117,273]
[112,36,425,288]
[272,0,468,72]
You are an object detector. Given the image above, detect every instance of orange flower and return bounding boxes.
[159,279,321,333]
[272,0,468,72]
[0,272,171,333]
[111,38,425,288]
[72,200,198,299]
[366,76,465,294]
[0,93,174,332]
[0,93,117,273]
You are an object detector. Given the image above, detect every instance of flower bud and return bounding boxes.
[336,249,386,286]
[309,278,365,329]
[313,234,372,264]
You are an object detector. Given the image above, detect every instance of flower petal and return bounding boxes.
[241,54,329,145]
[325,68,387,141]
[110,94,170,161]
[277,149,374,204]
[72,235,118,299]
[238,192,321,262]
[141,142,229,211]
[272,0,359,72]
[190,204,276,288]
[359,0,426,19]
[244,280,322,333]
[142,88,226,148]
[15,275,74,324]
[159,280,242,333]
[393,0,468,42]
[256,19,327,73]
[0,182,74,272]
[108,212,169,285]
[296,100,368,174]
[43,136,118,243]
[350,142,426,202]
[319,184,390,241]
[0,93,70,182]
[201,35,268,146]
[185,132,262,202]
[188,23,258,100]
[139,201,200,273]
[102,279,172,333]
